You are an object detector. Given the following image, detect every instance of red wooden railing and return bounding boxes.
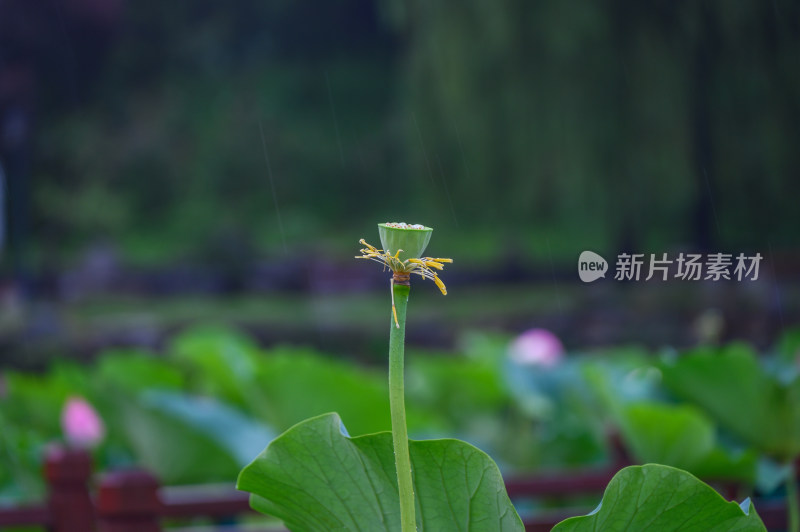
[0,445,791,531]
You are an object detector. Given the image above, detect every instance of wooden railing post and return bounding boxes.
[96,470,162,532]
[44,445,95,532]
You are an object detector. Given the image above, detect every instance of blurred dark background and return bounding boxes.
[1,0,798,365]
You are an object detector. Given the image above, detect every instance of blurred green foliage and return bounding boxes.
[3,325,800,508]
[662,343,800,462]
[24,1,799,267]
[395,0,799,255]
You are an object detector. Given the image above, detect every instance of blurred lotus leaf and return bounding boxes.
[584,353,757,483]
[661,343,800,461]
[618,402,757,483]
[121,390,274,484]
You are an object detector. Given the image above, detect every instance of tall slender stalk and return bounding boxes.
[389,281,415,532]
[787,461,799,532]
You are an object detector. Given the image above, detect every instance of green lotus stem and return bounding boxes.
[788,461,799,532]
[389,280,415,532]
[357,221,450,531]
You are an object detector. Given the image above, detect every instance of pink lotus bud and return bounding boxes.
[508,328,564,367]
[61,396,105,448]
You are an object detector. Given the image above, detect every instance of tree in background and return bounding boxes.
[394,0,800,257]
[5,0,799,271]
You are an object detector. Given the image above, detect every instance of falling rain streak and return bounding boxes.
[258,120,288,254]
[412,113,460,226]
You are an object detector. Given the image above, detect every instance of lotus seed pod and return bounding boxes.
[378,222,432,260]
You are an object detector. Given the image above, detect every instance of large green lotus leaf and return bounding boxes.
[660,343,800,459]
[237,413,524,532]
[552,464,765,532]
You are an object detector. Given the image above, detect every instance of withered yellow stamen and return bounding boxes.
[433,275,447,295]
[356,238,451,297]
[360,239,379,252]
[390,278,400,328]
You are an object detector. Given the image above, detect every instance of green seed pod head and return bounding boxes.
[378,222,432,260]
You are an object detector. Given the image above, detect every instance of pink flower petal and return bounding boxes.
[508,328,564,367]
[61,396,105,448]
